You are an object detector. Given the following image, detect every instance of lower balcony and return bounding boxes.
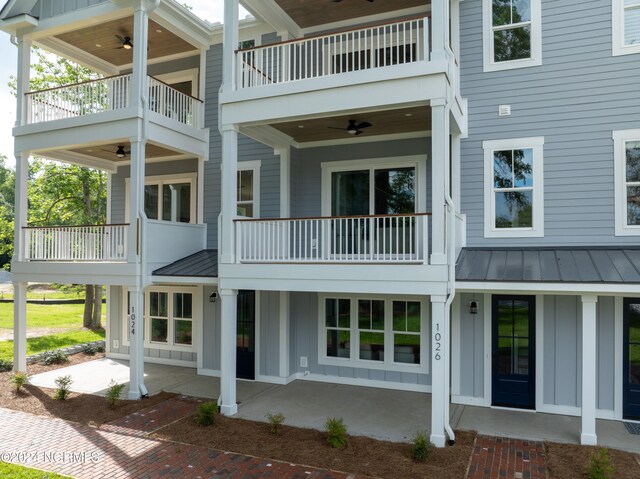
[234,213,430,264]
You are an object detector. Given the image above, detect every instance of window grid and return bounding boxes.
[491,0,532,62]
[492,148,534,230]
[358,299,385,362]
[625,140,640,226]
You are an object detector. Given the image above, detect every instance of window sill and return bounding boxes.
[318,355,427,374]
[483,57,542,73]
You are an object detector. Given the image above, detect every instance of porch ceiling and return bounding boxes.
[54,17,197,67]
[273,0,428,30]
[68,142,184,163]
[270,106,431,143]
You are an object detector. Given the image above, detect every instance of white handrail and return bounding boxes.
[147,76,203,128]
[236,17,430,89]
[235,214,429,264]
[24,224,129,262]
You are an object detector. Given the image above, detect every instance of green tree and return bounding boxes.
[0,156,15,270]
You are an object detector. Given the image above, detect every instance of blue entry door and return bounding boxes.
[492,295,536,409]
[624,299,640,420]
[236,290,256,381]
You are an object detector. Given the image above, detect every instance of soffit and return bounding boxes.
[273,0,427,30]
[68,142,180,163]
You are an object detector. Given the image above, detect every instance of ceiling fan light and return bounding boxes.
[123,38,133,50]
[116,146,126,158]
[347,129,357,134]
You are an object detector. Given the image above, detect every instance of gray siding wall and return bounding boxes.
[202,286,220,371]
[290,138,432,218]
[460,0,640,246]
[290,292,431,386]
[259,291,281,377]
[31,0,107,19]
[597,296,615,411]
[458,293,485,398]
[110,159,198,224]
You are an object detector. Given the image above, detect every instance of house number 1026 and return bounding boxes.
[434,323,442,361]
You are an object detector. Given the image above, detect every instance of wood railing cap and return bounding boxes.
[23,223,130,230]
[234,213,431,222]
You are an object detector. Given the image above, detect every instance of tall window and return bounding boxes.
[614,0,640,55]
[483,0,541,71]
[484,137,544,238]
[237,161,260,218]
[614,130,640,235]
[127,174,197,224]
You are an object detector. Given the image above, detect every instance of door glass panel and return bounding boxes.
[162,183,191,223]
[497,300,513,336]
[144,184,159,220]
[513,300,530,337]
[629,345,640,385]
[373,167,415,215]
[514,338,529,374]
[630,303,640,342]
[498,337,513,374]
[331,170,369,216]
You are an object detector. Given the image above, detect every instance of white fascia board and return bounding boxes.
[151,275,218,285]
[36,37,119,76]
[456,281,640,296]
[151,5,211,50]
[0,13,38,34]
[39,150,118,173]
[237,125,294,150]
[241,0,301,38]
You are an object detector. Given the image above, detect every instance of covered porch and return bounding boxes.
[27,358,640,453]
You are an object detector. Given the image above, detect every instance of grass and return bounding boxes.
[0,463,70,478]
[0,303,104,330]
[0,329,105,361]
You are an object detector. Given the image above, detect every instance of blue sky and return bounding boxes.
[0,0,248,167]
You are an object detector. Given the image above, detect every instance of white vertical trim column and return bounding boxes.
[430,0,449,61]
[128,139,147,261]
[220,288,238,415]
[278,147,291,379]
[13,281,27,372]
[483,293,492,406]
[220,128,238,263]
[13,154,28,262]
[451,133,462,211]
[431,99,448,264]
[128,287,145,399]
[431,295,447,448]
[614,297,623,420]
[197,157,205,226]
[581,294,598,445]
[450,295,461,396]
[223,0,239,92]
[279,291,290,379]
[15,36,31,127]
[198,48,207,127]
[535,295,545,412]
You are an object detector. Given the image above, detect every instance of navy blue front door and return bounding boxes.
[624,298,640,420]
[236,290,255,381]
[492,295,536,409]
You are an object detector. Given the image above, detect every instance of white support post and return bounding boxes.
[13,154,28,262]
[431,295,447,448]
[128,288,145,399]
[430,0,449,61]
[131,5,150,115]
[15,36,31,127]
[13,282,27,372]
[279,291,290,379]
[128,139,146,262]
[278,147,291,218]
[198,48,207,127]
[220,128,238,263]
[220,288,238,415]
[581,295,598,445]
[452,133,462,211]
[223,0,240,92]
[197,157,205,226]
[431,99,448,265]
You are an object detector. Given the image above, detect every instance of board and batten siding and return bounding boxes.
[30,0,108,19]
[460,0,640,246]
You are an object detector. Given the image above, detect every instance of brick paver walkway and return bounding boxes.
[0,399,359,479]
[466,435,547,479]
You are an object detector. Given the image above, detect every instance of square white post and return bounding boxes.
[128,287,145,399]
[581,294,598,445]
[220,288,238,415]
[220,128,238,263]
[15,36,31,126]
[223,0,239,92]
[430,0,449,61]
[13,154,28,262]
[431,295,447,447]
[13,281,27,372]
[431,100,448,264]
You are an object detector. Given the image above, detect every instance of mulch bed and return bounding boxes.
[0,352,175,426]
[152,413,476,479]
[545,441,640,479]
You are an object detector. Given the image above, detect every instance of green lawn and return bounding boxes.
[0,303,104,330]
[0,329,105,361]
[0,462,70,478]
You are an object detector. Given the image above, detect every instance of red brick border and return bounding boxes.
[466,435,547,479]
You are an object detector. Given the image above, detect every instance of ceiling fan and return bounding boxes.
[328,119,373,136]
[114,34,133,50]
[101,146,131,158]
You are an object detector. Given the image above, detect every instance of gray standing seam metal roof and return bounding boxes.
[456,247,640,283]
[152,249,218,278]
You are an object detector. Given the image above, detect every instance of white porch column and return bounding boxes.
[13,282,27,372]
[223,0,239,92]
[278,148,291,379]
[220,128,238,263]
[131,4,151,114]
[220,288,238,415]
[431,99,449,264]
[128,139,147,261]
[430,0,450,61]
[128,288,145,399]
[13,154,28,262]
[431,295,447,447]
[581,295,598,445]
[15,36,31,126]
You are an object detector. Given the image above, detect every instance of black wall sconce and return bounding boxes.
[209,291,217,303]
[469,300,479,315]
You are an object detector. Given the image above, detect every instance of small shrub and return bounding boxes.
[105,380,126,409]
[325,417,348,448]
[195,401,218,426]
[410,431,434,462]
[10,372,29,393]
[265,412,285,435]
[83,345,98,356]
[586,448,615,479]
[53,375,73,401]
[0,359,13,372]
[95,345,106,353]
[40,350,69,366]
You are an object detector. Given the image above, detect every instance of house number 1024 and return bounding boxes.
[434,323,442,361]
[130,306,136,336]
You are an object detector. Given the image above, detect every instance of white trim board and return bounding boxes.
[612,0,640,56]
[613,129,640,236]
[107,352,196,368]
[457,282,640,296]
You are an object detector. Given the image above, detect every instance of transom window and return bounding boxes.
[484,137,544,238]
[483,0,541,71]
[320,295,427,372]
[614,130,640,235]
[614,0,640,55]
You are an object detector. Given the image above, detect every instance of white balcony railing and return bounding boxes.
[236,17,430,89]
[26,74,132,124]
[235,214,429,263]
[24,224,128,262]
[25,74,203,128]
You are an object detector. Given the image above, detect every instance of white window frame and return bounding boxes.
[125,173,197,224]
[318,294,429,373]
[482,0,542,72]
[613,0,640,56]
[237,160,261,218]
[122,286,201,353]
[614,129,640,235]
[320,156,428,216]
[483,137,545,238]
